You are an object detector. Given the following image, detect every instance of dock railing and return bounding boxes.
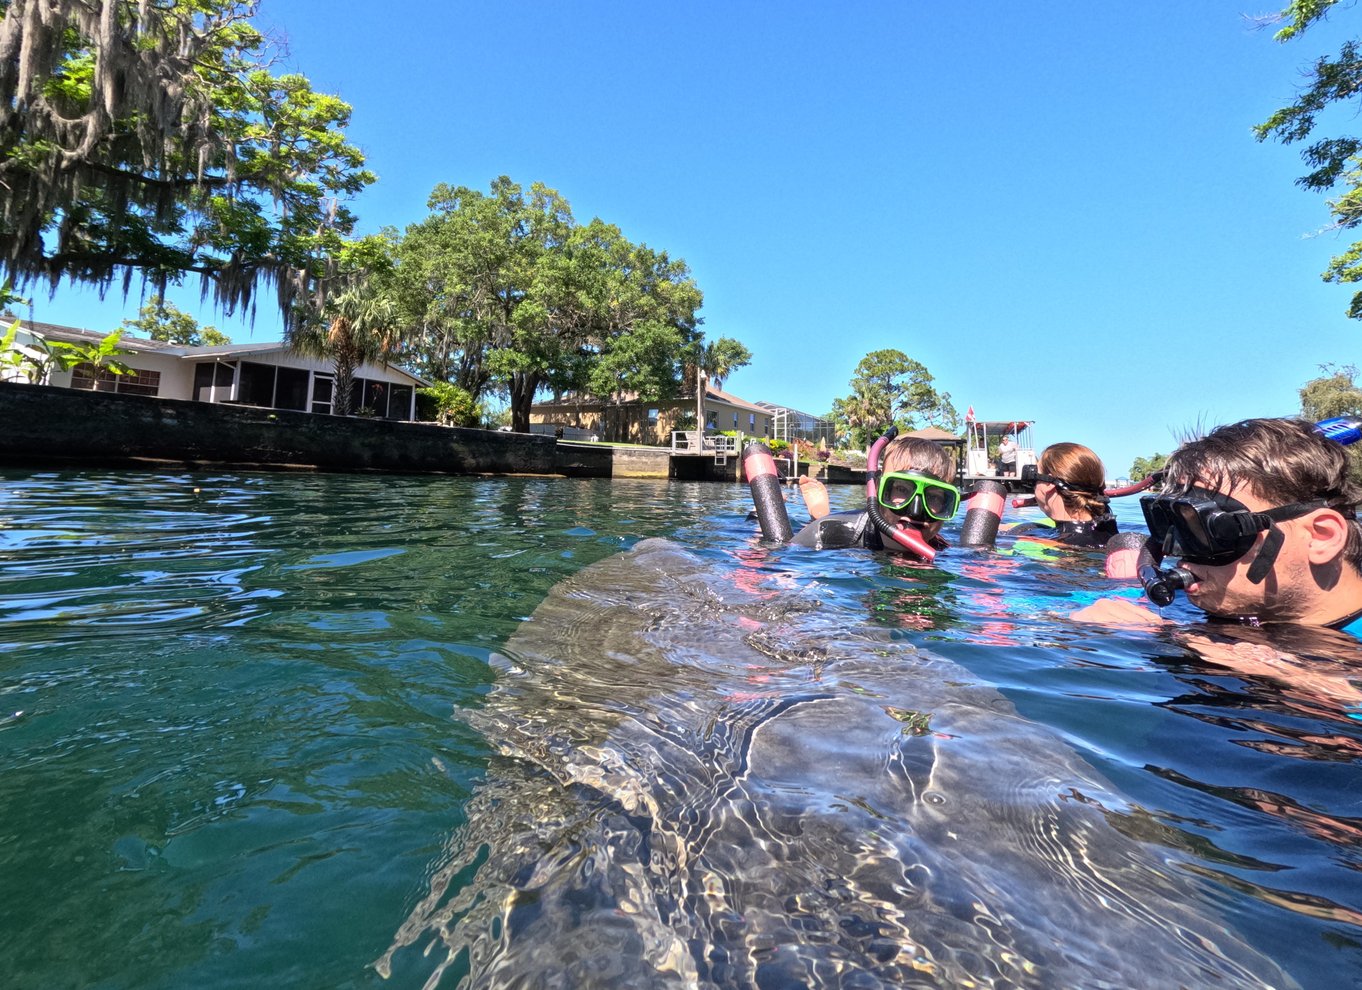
[671,431,738,464]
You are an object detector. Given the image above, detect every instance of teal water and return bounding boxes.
[1,471,1359,988]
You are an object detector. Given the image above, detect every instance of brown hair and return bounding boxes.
[883,436,956,483]
[1164,417,1362,571]
[1038,442,1110,520]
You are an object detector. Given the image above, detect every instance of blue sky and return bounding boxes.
[21,2,1362,477]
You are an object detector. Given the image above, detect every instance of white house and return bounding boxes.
[4,319,428,421]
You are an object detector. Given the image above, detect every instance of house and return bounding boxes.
[3,318,428,421]
[530,383,774,445]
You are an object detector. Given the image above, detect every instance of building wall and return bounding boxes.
[42,349,421,420]
[532,397,773,445]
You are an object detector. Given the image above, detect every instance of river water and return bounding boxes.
[1,470,1358,989]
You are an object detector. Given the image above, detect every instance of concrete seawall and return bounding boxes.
[0,383,624,476]
[0,384,866,484]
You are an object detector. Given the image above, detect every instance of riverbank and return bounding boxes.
[2,382,867,483]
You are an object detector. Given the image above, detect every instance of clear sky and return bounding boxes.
[21,2,1362,477]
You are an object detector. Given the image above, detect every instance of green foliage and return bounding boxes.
[121,296,231,346]
[1129,453,1169,483]
[1268,0,1340,41]
[0,1,374,327]
[0,282,28,310]
[417,381,479,427]
[390,176,706,433]
[1253,1,1362,317]
[0,321,132,380]
[288,277,399,416]
[830,349,959,448]
[1299,362,1362,419]
[0,320,32,378]
[1299,362,1362,483]
[698,338,752,389]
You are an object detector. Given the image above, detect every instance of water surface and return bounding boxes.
[1,471,1358,988]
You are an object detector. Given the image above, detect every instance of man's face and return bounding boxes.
[1179,480,1314,620]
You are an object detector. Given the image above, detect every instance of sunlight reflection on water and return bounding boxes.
[0,470,1358,989]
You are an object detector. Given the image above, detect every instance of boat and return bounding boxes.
[963,415,1036,492]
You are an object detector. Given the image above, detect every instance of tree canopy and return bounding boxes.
[830,349,959,448]
[1299,362,1362,419]
[1256,0,1362,317]
[0,0,374,326]
[120,296,230,346]
[1299,362,1362,481]
[1129,453,1168,483]
[389,176,708,432]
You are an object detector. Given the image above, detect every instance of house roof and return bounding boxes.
[753,401,828,422]
[8,317,429,385]
[704,383,767,414]
[904,426,963,443]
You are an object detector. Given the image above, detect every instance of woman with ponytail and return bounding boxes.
[1023,442,1120,548]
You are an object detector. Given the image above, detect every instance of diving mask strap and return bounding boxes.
[1242,500,1325,584]
[1246,525,1284,584]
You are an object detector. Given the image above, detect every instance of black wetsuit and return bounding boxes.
[791,510,948,554]
[1013,515,1119,549]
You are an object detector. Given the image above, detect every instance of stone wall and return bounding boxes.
[0,383,617,477]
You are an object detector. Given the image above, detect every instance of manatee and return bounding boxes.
[380,539,1293,989]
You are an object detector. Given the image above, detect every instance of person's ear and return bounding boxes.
[1304,508,1351,565]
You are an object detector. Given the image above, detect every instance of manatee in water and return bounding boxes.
[379,539,1294,989]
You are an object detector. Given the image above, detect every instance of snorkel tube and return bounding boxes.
[743,441,794,543]
[865,426,938,562]
[1011,471,1162,509]
[1137,537,1194,607]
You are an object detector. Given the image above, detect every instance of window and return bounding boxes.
[237,361,276,407]
[311,375,333,414]
[647,407,659,426]
[192,362,234,400]
[749,413,756,430]
[70,363,161,397]
[274,367,309,411]
[385,384,413,420]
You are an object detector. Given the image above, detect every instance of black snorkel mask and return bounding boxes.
[1127,416,1362,607]
[1019,463,1107,497]
[1136,487,1329,604]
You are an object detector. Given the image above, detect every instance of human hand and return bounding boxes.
[1071,597,1165,627]
[798,476,830,519]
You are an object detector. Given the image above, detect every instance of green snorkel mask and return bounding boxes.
[876,471,961,522]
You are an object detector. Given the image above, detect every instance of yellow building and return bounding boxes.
[530,384,773,445]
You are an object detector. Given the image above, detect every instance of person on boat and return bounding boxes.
[1073,418,1362,635]
[793,436,958,556]
[997,435,1018,476]
[1014,442,1119,549]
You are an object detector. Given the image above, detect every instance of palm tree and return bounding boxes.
[691,337,753,437]
[289,283,400,416]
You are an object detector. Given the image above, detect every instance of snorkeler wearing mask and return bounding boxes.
[1074,418,1362,634]
[1015,442,1120,549]
[793,431,959,561]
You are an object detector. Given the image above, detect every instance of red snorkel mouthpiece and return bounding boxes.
[865,426,938,562]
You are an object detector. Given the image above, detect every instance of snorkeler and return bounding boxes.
[1075,418,1362,634]
[791,430,959,561]
[1013,442,1120,549]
